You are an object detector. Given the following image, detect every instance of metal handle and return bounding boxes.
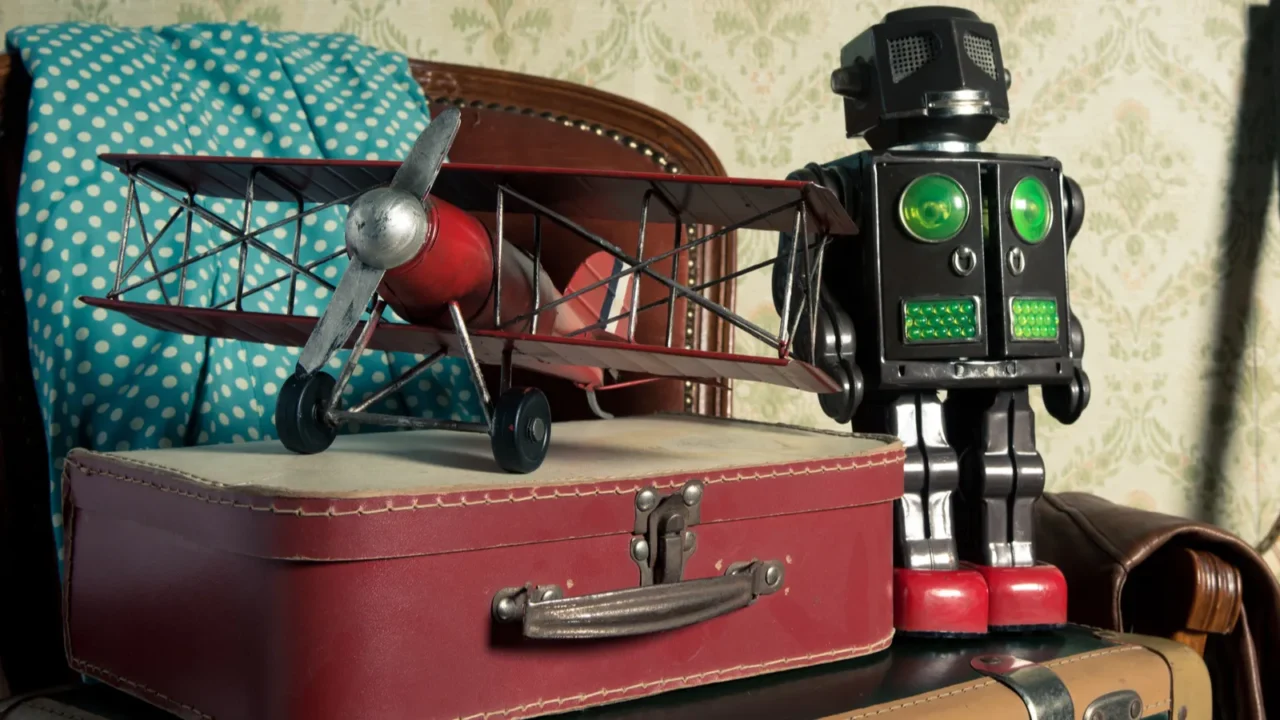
[492,560,785,640]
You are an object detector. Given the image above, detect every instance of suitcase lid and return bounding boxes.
[64,414,904,561]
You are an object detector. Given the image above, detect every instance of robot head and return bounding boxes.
[831,6,1011,150]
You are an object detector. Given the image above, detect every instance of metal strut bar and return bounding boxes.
[349,348,448,414]
[325,297,387,417]
[565,235,829,338]
[122,170,355,291]
[497,186,795,350]
[114,202,182,299]
[235,168,259,310]
[111,176,136,295]
[213,250,346,310]
[449,301,494,430]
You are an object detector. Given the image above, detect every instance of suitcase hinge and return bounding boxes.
[630,480,703,586]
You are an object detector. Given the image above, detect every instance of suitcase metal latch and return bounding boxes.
[971,655,1074,720]
[630,480,702,586]
[490,478,785,640]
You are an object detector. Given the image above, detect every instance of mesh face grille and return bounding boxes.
[963,32,997,79]
[887,33,939,83]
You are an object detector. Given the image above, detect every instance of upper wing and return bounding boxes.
[99,154,857,235]
[85,298,840,394]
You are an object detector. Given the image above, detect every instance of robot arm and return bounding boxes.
[774,162,864,423]
[772,163,831,317]
[1044,175,1090,424]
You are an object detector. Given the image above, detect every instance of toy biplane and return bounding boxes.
[84,108,858,473]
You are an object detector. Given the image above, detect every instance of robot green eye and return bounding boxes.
[898,173,969,242]
[1009,176,1054,244]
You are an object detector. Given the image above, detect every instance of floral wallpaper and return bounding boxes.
[3,0,1278,574]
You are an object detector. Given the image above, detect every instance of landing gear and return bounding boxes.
[276,370,338,454]
[275,299,558,474]
[490,387,552,474]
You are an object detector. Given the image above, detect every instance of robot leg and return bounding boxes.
[948,389,1067,631]
[875,392,988,636]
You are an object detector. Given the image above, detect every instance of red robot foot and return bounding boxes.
[893,567,989,637]
[975,562,1068,631]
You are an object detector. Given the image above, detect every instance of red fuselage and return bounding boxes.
[376,196,602,363]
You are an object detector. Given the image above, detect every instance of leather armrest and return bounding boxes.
[1034,491,1280,720]
[1128,546,1243,655]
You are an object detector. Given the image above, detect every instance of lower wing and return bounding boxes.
[85,298,840,394]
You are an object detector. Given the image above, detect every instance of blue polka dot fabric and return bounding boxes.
[6,22,484,569]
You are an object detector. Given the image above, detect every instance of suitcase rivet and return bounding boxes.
[631,538,650,562]
[494,597,519,621]
[1177,707,1187,720]
[683,531,696,551]
[682,481,703,506]
[1128,698,1142,718]
[636,489,658,512]
[765,565,781,586]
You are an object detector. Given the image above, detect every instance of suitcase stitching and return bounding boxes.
[66,658,213,720]
[1041,645,1142,667]
[65,450,905,516]
[841,679,998,718]
[68,634,896,720]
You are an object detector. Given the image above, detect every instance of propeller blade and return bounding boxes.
[296,258,386,375]
[391,106,462,202]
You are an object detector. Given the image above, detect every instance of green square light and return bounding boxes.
[902,297,979,344]
[1010,297,1059,341]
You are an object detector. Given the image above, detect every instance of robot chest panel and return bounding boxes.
[870,155,1069,362]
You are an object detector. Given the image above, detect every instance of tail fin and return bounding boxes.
[564,251,636,339]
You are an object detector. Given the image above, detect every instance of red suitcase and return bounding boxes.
[60,414,904,720]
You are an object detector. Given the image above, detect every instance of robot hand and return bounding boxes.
[1043,311,1089,423]
[794,295,863,424]
[1043,367,1090,424]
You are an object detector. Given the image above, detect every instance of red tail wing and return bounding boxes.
[563,252,635,340]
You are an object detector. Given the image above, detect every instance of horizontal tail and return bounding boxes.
[564,251,635,339]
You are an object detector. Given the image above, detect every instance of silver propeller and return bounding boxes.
[297,108,462,375]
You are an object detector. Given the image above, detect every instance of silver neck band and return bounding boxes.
[891,140,981,154]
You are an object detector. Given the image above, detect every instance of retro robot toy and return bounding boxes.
[775,6,1089,635]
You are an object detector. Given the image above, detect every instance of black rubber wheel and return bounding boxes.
[276,370,338,454]
[490,387,552,474]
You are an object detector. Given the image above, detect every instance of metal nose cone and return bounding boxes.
[344,186,428,270]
